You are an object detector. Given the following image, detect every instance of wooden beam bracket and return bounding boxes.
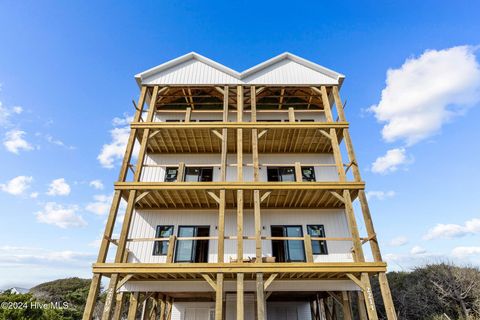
[135,191,150,203]
[207,191,221,204]
[258,129,268,139]
[319,129,332,140]
[116,274,133,292]
[346,273,366,291]
[264,273,278,290]
[211,130,224,141]
[202,274,217,291]
[329,191,345,203]
[260,191,271,203]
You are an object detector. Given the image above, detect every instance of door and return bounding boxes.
[271,225,305,262]
[175,226,210,263]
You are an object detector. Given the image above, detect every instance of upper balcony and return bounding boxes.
[132,86,346,154]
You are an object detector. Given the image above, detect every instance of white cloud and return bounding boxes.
[46,178,71,196]
[112,113,133,126]
[371,148,410,174]
[389,236,408,247]
[98,127,130,168]
[35,202,86,228]
[0,103,23,126]
[3,129,33,154]
[366,190,396,200]
[44,134,75,150]
[423,218,480,240]
[410,246,427,255]
[0,176,33,195]
[85,194,112,216]
[451,246,480,258]
[0,245,94,266]
[89,179,104,190]
[30,192,39,199]
[369,45,480,145]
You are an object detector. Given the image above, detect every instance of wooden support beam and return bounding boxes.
[288,107,295,122]
[258,129,268,139]
[263,273,278,290]
[260,191,271,203]
[237,85,244,263]
[304,234,313,263]
[361,273,378,320]
[341,292,353,320]
[237,273,244,320]
[346,273,365,291]
[202,274,217,291]
[318,129,331,140]
[357,292,368,320]
[218,190,226,263]
[135,191,150,203]
[166,235,175,263]
[83,274,102,320]
[116,274,133,291]
[207,191,221,204]
[211,129,224,141]
[326,291,342,306]
[127,292,139,320]
[177,162,185,182]
[101,273,119,320]
[112,292,124,320]
[256,273,266,320]
[294,162,302,182]
[215,274,224,320]
[329,191,345,204]
[185,107,192,122]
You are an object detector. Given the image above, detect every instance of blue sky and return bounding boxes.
[1,1,480,288]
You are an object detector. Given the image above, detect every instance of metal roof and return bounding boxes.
[135,52,345,86]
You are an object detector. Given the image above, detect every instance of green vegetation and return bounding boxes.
[373,263,480,320]
[0,278,104,320]
[0,264,479,319]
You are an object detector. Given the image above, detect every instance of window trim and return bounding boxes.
[164,167,179,182]
[184,167,214,182]
[152,225,174,256]
[267,166,296,182]
[307,224,328,255]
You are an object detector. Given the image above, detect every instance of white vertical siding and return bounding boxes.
[126,209,353,263]
[140,153,338,183]
[267,301,312,320]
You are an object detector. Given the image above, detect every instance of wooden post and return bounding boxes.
[185,107,192,122]
[251,86,262,262]
[237,273,244,320]
[357,291,368,320]
[288,107,295,122]
[322,85,378,319]
[333,86,396,320]
[304,234,313,263]
[341,292,353,320]
[165,296,173,320]
[112,292,124,320]
[158,294,166,320]
[294,162,302,182]
[166,235,176,263]
[101,86,160,320]
[256,273,265,320]
[83,87,149,320]
[218,190,226,263]
[127,292,139,320]
[176,162,185,182]
[215,274,224,320]
[237,86,244,262]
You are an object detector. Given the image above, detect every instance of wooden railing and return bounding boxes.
[124,235,363,264]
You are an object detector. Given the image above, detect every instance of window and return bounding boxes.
[271,225,306,262]
[307,225,328,255]
[267,167,295,182]
[152,225,174,256]
[165,119,184,122]
[164,167,178,182]
[175,226,210,263]
[301,167,316,182]
[184,167,214,182]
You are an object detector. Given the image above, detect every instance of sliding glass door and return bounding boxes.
[271,225,306,262]
[175,226,210,263]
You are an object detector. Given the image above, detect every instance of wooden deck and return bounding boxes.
[115,181,363,209]
[132,122,346,153]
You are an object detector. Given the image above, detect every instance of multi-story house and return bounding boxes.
[83,52,396,320]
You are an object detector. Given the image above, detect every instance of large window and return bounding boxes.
[164,167,178,182]
[152,225,174,256]
[271,225,306,262]
[175,226,210,263]
[184,167,214,182]
[307,225,328,255]
[267,167,296,182]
